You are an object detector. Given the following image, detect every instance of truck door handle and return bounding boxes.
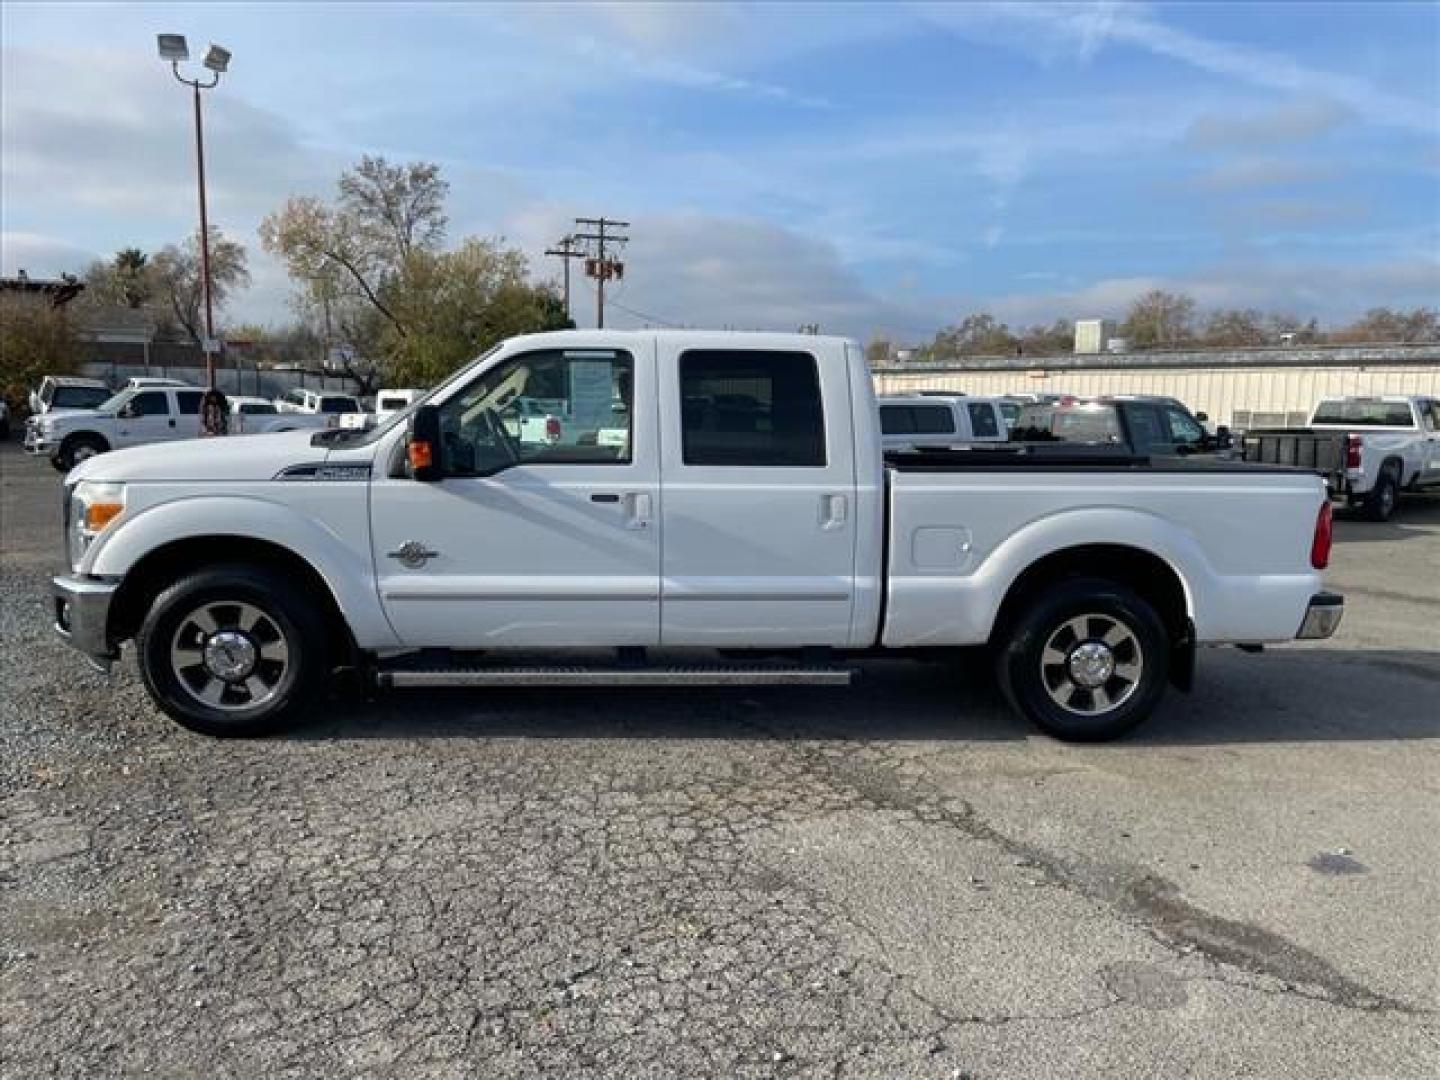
[820,494,848,529]
[168,419,176,428]
[590,492,620,503]
[622,492,652,530]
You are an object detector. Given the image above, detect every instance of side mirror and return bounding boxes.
[407,404,444,482]
[118,404,136,419]
[1196,411,1209,423]
[1216,425,1233,450]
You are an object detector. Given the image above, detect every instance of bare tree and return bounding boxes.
[150,231,250,344]
[1121,290,1196,349]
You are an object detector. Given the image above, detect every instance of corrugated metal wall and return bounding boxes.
[873,364,1440,427]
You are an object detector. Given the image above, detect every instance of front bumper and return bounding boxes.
[1296,592,1344,640]
[53,574,121,667]
[23,425,55,455]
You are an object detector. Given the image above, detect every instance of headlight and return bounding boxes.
[67,481,126,571]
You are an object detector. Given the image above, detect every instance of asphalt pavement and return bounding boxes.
[2,438,1437,1078]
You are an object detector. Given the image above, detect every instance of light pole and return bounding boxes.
[157,34,230,418]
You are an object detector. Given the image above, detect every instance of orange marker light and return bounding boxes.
[409,440,434,470]
[85,502,124,530]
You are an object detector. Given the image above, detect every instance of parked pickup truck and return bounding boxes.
[878,394,1008,451]
[1012,396,1231,458]
[1241,395,1440,521]
[26,384,210,471]
[51,331,1343,742]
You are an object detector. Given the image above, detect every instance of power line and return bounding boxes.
[572,216,629,328]
[607,297,682,328]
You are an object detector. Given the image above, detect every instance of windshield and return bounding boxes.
[323,343,500,448]
[97,388,135,413]
[51,385,111,409]
[1312,399,1415,426]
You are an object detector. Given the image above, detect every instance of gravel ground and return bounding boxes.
[2,439,1438,1078]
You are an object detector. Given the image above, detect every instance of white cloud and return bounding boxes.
[1187,157,1337,192]
[1186,98,1352,148]
[0,232,101,277]
[927,2,1437,135]
[985,256,1440,326]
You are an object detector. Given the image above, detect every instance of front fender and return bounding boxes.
[85,493,399,649]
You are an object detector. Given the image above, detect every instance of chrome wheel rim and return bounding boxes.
[1040,613,1143,715]
[170,601,290,712]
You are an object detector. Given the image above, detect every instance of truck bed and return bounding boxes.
[885,444,1303,473]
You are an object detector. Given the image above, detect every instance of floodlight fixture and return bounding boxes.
[203,44,231,73]
[156,34,189,61]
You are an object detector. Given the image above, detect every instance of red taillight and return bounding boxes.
[1310,501,1333,570]
[1344,433,1362,469]
[545,415,562,443]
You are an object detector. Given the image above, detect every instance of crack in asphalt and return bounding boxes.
[744,715,1429,1021]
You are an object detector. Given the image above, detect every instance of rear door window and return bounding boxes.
[679,350,825,466]
[175,390,203,415]
[967,403,1000,439]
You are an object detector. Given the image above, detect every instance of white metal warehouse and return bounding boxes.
[871,344,1440,428]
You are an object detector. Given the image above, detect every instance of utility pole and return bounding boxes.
[543,234,585,323]
[573,217,629,329]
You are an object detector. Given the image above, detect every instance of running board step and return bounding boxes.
[377,666,854,689]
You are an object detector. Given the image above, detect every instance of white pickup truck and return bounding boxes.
[1241,395,1440,521]
[52,331,1343,741]
[25,384,209,470]
[878,394,1008,451]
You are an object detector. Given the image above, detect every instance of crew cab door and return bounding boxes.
[174,389,204,439]
[656,340,858,646]
[114,390,178,448]
[369,343,660,647]
[1419,399,1440,483]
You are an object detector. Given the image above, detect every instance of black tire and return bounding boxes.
[136,564,329,737]
[1361,468,1398,522]
[56,433,109,472]
[995,578,1170,742]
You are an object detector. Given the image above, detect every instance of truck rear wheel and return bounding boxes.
[136,564,329,737]
[996,579,1169,742]
[1361,468,1398,522]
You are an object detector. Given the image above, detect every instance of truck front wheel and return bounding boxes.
[136,564,329,737]
[54,433,109,471]
[996,579,1169,742]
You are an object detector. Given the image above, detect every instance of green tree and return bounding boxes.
[1016,319,1073,356]
[0,295,78,409]
[262,157,570,387]
[383,239,571,386]
[1121,290,1196,349]
[928,311,1017,359]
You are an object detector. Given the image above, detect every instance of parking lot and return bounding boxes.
[1,437,1437,1078]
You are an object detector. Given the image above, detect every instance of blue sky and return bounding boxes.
[3,1,1437,341]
